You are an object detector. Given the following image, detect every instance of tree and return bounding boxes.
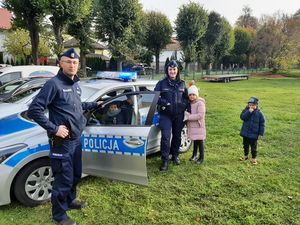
[175,2,208,73]
[255,14,299,72]
[95,0,145,71]
[214,17,235,67]
[4,29,51,64]
[68,3,95,77]
[143,11,172,74]
[3,0,47,64]
[232,27,256,67]
[235,6,258,30]
[203,11,224,74]
[46,0,93,58]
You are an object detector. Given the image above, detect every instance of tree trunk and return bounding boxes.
[185,62,189,75]
[155,50,160,74]
[28,22,40,65]
[197,60,202,72]
[80,52,87,78]
[117,59,123,71]
[50,18,64,59]
[205,62,211,75]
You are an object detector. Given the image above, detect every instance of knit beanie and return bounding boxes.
[188,85,199,97]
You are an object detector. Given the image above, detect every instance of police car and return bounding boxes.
[0,72,191,207]
[0,65,59,86]
[0,78,51,119]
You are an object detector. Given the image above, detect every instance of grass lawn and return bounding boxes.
[277,69,300,78]
[0,77,299,225]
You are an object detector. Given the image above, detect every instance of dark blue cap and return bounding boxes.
[61,48,79,59]
[167,60,178,68]
[248,96,259,105]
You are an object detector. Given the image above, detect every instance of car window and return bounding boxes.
[5,87,41,103]
[88,92,156,126]
[100,87,134,101]
[0,80,25,94]
[0,72,22,84]
[136,85,155,91]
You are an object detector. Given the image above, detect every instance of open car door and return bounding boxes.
[81,91,159,185]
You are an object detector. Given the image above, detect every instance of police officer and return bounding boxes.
[154,60,188,172]
[28,48,101,225]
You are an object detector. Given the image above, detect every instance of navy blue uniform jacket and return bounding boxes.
[154,77,188,116]
[240,106,265,139]
[28,70,97,138]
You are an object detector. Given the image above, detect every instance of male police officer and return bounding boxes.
[28,48,101,225]
[154,60,188,172]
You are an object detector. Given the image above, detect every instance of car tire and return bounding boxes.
[179,125,192,153]
[13,158,53,207]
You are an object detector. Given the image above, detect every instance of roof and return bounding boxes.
[86,53,110,61]
[64,38,108,50]
[0,8,12,30]
[163,38,182,51]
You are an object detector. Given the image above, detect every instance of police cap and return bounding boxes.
[61,48,79,59]
[167,60,178,68]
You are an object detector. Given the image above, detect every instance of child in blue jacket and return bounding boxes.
[240,97,265,164]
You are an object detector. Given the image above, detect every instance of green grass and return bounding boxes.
[1,77,300,225]
[278,69,300,78]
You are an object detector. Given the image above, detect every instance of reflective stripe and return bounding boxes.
[4,144,49,167]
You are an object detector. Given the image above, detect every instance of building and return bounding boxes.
[63,38,110,61]
[152,37,183,72]
[0,8,13,64]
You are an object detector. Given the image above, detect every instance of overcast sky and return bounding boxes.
[140,0,300,25]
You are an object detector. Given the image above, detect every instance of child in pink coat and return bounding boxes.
[184,85,206,164]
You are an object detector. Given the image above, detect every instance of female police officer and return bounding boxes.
[154,60,188,172]
[28,48,101,225]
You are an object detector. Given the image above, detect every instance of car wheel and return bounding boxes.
[179,125,191,153]
[14,158,53,207]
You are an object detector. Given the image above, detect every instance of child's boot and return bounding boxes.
[196,148,204,165]
[189,148,197,161]
[239,156,248,161]
[251,158,258,165]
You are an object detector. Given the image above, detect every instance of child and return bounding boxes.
[103,102,125,125]
[240,97,265,164]
[184,85,206,165]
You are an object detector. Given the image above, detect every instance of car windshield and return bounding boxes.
[4,87,41,103]
[0,80,26,94]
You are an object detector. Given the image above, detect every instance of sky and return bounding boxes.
[140,0,300,25]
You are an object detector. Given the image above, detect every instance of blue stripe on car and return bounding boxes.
[4,144,49,167]
[0,114,37,136]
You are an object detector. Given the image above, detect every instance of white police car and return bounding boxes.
[0,72,191,207]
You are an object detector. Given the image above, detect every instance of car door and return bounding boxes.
[82,91,159,186]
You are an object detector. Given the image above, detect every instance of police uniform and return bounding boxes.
[28,48,97,224]
[154,60,188,171]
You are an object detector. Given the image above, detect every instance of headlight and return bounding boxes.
[0,143,28,164]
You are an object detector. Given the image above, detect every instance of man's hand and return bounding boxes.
[56,125,69,138]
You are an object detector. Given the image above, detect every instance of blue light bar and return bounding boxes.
[96,71,137,82]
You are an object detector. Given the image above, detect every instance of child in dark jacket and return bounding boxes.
[103,102,125,125]
[240,97,265,164]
